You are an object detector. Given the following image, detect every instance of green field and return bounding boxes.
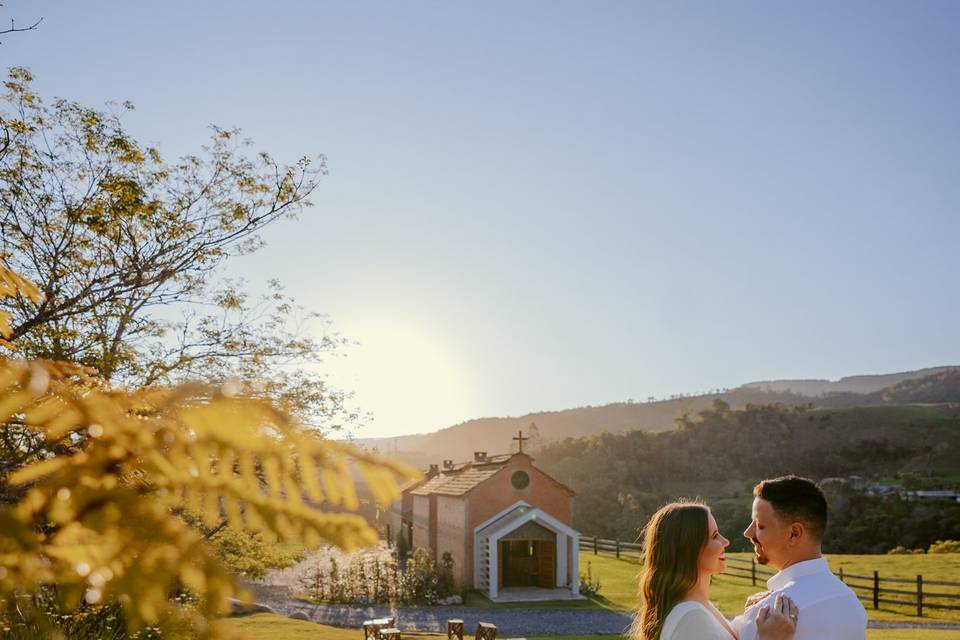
[231,614,957,640]
[580,550,960,624]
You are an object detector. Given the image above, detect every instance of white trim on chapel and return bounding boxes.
[473,500,581,599]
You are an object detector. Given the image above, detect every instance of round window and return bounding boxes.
[511,470,530,490]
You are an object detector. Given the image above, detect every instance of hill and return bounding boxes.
[820,367,960,406]
[533,402,960,553]
[357,366,960,467]
[740,366,956,396]
[356,387,814,467]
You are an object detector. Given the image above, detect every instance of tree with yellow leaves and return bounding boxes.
[0,68,375,584]
[0,266,420,638]
[0,67,349,432]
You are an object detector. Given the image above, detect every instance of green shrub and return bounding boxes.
[928,539,960,554]
[887,545,926,554]
[579,560,602,597]
[298,547,455,606]
[210,527,307,580]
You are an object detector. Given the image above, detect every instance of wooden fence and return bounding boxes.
[579,535,960,617]
[581,535,643,559]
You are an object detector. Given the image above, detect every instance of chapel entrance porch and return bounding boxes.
[475,502,581,600]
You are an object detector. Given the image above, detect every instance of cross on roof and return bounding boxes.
[513,429,529,454]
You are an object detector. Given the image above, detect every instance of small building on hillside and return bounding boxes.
[910,489,960,502]
[388,436,581,600]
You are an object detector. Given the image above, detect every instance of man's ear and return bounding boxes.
[788,521,805,545]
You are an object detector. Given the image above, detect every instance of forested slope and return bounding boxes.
[534,402,960,553]
[366,368,960,467]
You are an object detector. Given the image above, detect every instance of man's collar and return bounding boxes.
[766,557,830,591]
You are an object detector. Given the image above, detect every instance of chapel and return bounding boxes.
[388,433,581,600]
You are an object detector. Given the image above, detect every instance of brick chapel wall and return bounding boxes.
[435,495,468,586]
[411,494,431,551]
[463,455,574,586]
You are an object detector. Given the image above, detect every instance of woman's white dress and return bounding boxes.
[660,601,735,640]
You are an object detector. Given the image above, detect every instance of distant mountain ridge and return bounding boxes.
[818,367,960,406]
[740,366,957,396]
[355,366,960,467]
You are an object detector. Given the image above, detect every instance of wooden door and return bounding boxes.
[537,541,555,588]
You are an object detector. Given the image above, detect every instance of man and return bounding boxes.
[733,475,867,640]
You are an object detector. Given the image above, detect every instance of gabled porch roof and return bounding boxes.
[475,500,579,540]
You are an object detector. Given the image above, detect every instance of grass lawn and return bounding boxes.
[231,615,957,640]
[863,632,960,640]
[230,613,444,639]
[580,551,960,624]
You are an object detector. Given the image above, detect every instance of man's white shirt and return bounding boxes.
[732,557,867,640]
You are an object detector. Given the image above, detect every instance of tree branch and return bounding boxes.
[0,16,43,41]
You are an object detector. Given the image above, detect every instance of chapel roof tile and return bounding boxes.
[409,455,513,496]
[409,473,453,496]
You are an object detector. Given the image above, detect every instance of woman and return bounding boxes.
[631,501,797,640]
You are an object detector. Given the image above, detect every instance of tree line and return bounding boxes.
[534,401,960,553]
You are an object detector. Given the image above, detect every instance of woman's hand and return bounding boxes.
[756,593,798,640]
[745,590,771,608]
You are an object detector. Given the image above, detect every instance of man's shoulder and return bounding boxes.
[789,574,868,627]
[792,567,858,594]
[812,571,868,607]
[772,573,865,611]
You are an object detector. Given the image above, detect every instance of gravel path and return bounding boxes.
[251,592,633,635]
[867,620,960,630]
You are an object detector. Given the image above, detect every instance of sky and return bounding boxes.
[4,1,959,438]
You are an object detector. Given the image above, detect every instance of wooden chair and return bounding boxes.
[447,619,464,640]
[380,628,402,640]
[475,622,496,640]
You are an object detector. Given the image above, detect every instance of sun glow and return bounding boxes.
[326,319,481,438]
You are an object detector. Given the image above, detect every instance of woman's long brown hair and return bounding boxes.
[630,501,710,640]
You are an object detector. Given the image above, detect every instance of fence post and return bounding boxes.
[751,558,756,587]
[593,536,598,555]
[917,575,923,617]
[873,571,878,610]
[616,539,620,559]
[386,524,392,548]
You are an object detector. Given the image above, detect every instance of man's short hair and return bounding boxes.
[754,475,828,540]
